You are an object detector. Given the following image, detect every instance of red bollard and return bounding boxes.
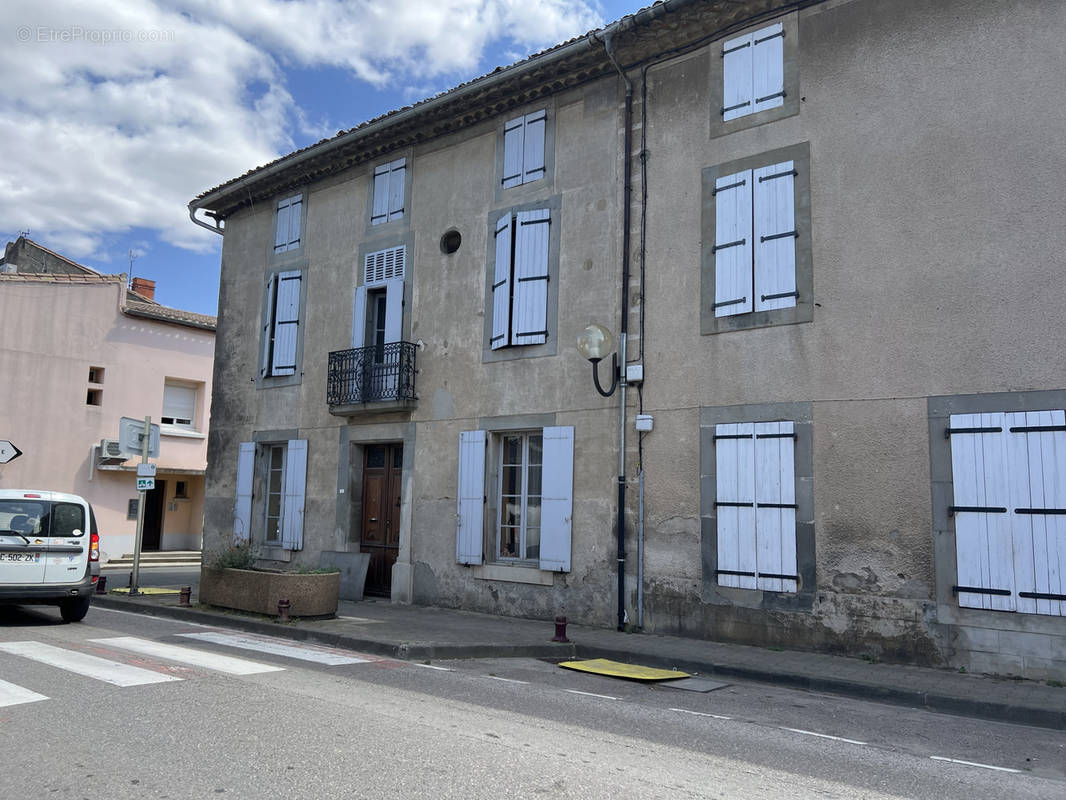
[179,586,191,607]
[95,575,108,595]
[552,615,570,643]
[277,598,291,622]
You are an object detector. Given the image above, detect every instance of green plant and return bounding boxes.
[213,541,258,570]
[1048,679,1065,688]
[292,566,340,575]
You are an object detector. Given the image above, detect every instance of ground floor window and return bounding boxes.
[498,432,543,561]
[234,438,307,550]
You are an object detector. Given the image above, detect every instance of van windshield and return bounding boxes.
[0,500,85,538]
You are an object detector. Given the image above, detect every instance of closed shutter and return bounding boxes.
[502,116,525,189]
[234,442,255,543]
[365,245,405,284]
[539,426,574,572]
[721,32,753,121]
[388,158,406,221]
[754,421,797,592]
[511,208,550,345]
[752,23,785,114]
[163,383,196,426]
[281,439,307,550]
[371,165,390,224]
[491,213,513,349]
[260,274,276,377]
[715,423,757,589]
[713,169,754,317]
[457,430,487,565]
[271,270,301,376]
[522,110,546,183]
[274,195,301,253]
[351,286,367,349]
[753,160,798,312]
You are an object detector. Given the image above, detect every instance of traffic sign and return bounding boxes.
[136,463,157,477]
[136,477,155,492]
[0,440,22,464]
[119,417,160,458]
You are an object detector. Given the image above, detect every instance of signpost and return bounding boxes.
[128,417,157,596]
[0,440,23,464]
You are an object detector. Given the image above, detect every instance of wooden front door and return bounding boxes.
[361,444,402,596]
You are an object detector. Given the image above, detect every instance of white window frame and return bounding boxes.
[371,158,406,225]
[273,194,303,254]
[501,110,547,189]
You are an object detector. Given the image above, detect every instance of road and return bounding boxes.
[0,602,1062,799]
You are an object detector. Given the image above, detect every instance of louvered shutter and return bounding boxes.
[457,430,487,565]
[948,413,1015,611]
[371,164,390,224]
[539,426,574,572]
[234,442,255,543]
[502,116,525,189]
[523,111,546,183]
[714,169,754,317]
[721,32,753,121]
[716,423,757,589]
[754,421,797,592]
[752,23,785,114]
[281,439,307,550]
[388,158,406,221]
[271,270,301,376]
[260,274,276,377]
[491,213,513,349]
[753,160,798,312]
[511,208,549,345]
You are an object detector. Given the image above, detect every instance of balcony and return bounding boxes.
[327,342,417,416]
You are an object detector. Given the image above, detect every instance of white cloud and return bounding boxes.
[0,0,603,259]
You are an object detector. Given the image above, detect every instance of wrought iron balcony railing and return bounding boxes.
[327,342,417,406]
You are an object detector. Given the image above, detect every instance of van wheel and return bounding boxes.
[60,597,91,623]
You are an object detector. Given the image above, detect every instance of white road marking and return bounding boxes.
[670,707,733,721]
[413,663,453,671]
[91,607,215,628]
[0,678,49,707]
[176,632,371,665]
[91,636,283,675]
[930,756,1022,773]
[481,675,530,685]
[781,727,867,746]
[564,689,619,700]
[0,641,180,687]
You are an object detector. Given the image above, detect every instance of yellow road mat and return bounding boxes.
[558,658,689,681]
[110,587,180,595]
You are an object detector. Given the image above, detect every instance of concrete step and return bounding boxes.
[105,551,202,567]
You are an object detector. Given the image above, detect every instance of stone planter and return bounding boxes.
[199,566,339,618]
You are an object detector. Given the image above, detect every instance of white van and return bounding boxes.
[0,490,100,622]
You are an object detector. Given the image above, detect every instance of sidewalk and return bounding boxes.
[91,587,1066,732]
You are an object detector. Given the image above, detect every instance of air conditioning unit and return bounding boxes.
[99,439,128,463]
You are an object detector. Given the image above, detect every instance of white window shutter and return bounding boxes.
[351,285,367,349]
[949,413,1016,611]
[162,383,196,424]
[722,32,753,121]
[714,169,754,317]
[282,439,307,550]
[754,421,797,592]
[523,111,546,183]
[274,197,291,253]
[286,196,302,249]
[371,165,390,225]
[271,270,301,377]
[502,117,524,189]
[716,423,757,589]
[539,426,574,572]
[457,430,487,565]
[234,442,255,543]
[388,158,406,221]
[511,208,550,345]
[752,23,785,114]
[261,274,276,377]
[753,160,798,312]
[384,277,404,344]
[491,213,513,349]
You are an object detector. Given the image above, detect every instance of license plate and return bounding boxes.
[0,552,41,563]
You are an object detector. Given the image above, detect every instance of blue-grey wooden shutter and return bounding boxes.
[271,270,301,376]
[715,423,757,589]
[260,273,276,377]
[752,23,785,114]
[491,213,513,349]
[511,208,549,346]
[388,158,406,221]
[502,116,524,189]
[457,430,486,564]
[753,421,797,592]
[274,195,302,253]
[714,170,754,317]
[281,439,307,550]
[522,110,546,184]
[753,160,798,312]
[721,32,753,121]
[351,286,367,349]
[371,165,390,224]
[371,158,406,224]
[539,426,574,572]
[234,442,255,543]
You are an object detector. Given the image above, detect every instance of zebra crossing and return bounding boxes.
[0,631,384,707]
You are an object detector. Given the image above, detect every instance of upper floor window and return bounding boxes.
[491,208,550,349]
[371,158,406,225]
[721,22,785,122]
[502,110,546,189]
[274,194,303,254]
[161,380,198,431]
[261,269,303,379]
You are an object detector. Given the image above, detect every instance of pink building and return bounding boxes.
[0,238,215,562]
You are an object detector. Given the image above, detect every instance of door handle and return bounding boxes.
[369,517,377,522]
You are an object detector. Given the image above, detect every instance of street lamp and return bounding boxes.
[576,323,619,397]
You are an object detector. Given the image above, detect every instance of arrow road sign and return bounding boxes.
[0,441,23,464]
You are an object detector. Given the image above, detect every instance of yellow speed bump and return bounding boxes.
[559,658,689,681]
[110,587,180,595]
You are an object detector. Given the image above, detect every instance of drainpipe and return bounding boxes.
[598,28,634,632]
[189,207,225,236]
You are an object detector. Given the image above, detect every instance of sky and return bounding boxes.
[0,0,651,316]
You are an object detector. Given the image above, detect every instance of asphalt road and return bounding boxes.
[0,603,1063,799]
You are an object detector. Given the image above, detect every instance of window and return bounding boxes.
[234,439,307,549]
[371,158,406,225]
[350,246,406,402]
[86,389,102,406]
[457,426,573,571]
[721,22,785,121]
[88,366,104,384]
[502,110,546,189]
[491,208,550,349]
[174,480,188,499]
[701,143,812,334]
[260,270,303,379]
[714,421,798,592]
[946,411,1066,616]
[161,381,197,430]
[274,194,302,254]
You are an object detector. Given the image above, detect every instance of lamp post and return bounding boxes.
[577,323,628,631]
